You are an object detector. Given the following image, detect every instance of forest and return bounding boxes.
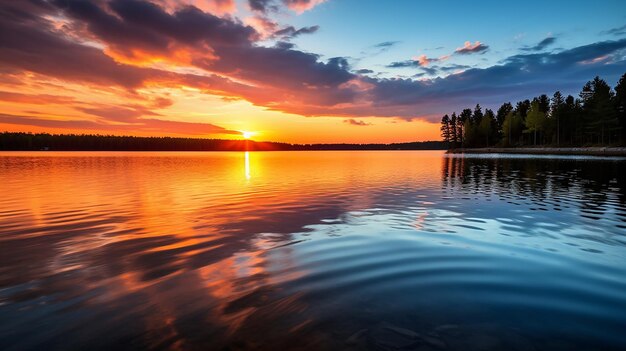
[440,73,626,148]
[0,133,445,151]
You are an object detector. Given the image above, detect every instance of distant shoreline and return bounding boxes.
[0,132,446,151]
[447,147,626,156]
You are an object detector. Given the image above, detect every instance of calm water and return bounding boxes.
[1,151,625,351]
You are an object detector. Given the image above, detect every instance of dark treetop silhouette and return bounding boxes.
[0,133,445,151]
[440,73,626,148]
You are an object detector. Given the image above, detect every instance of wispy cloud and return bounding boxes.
[455,41,489,55]
[248,0,277,13]
[360,41,400,58]
[374,41,400,49]
[521,36,557,51]
[438,64,471,72]
[0,113,241,135]
[282,0,327,13]
[413,54,450,67]
[274,25,320,39]
[601,24,626,36]
[248,0,326,14]
[386,60,419,68]
[344,118,371,126]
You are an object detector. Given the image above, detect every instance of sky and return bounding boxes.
[0,0,625,143]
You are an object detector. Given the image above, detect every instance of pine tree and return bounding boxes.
[615,73,626,144]
[496,102,513,139]
[459,108,472,146]
[551,91,565,145]
[479,110,494,147]
[525,100,546,145]
[515,100,531,119]
[450,113,458,147]
[440,114,451,147]
[456,112,465,147]
[473,104,484,125]
[538,94,550,115]
[580,77,617,144]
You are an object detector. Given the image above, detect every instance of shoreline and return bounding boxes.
[447,147,626,157]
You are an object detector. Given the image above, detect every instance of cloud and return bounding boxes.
[282,0,327,13]
[415,55,433,67]
[385,53,449,71]
[386,60,419,68]
[385,58,439,75]
[75,105,160,122]
[246,15,278,36]
[419,66,438,76]
[355,69,374,74]
[0,13,257,97]
[412,54,450,67]
[6,0,349,100]
[343,118,371,126]
[579,55,610,65]
[521,36,557,51]
[1,0,625,129]
[385,60,465,76]
[283,38,626,121]
[195,0,237,15]
[248,0,326,14]
[154,0,237,15]
[0,0,360,122]
[274,41,296,49]
[455,41,489,55]
[601,24,626,36]
[438,64,471,72]
[360,41,400,59]
[212,0,237,12]
[273,25,319,39]
[366,38,626,121]
[374,41,399,49]
[0,113,240,135]
[248,0,278,13]
[0,16,155,88]
[0,91,75,105]
[98,0,254,45]
[362,41,400,57]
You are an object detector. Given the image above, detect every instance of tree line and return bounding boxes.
[0,132,446,151]
[440,73,626,148]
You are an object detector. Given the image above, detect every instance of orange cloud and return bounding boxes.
[158,0,237,15]
[245,16,279,38]
[455,41,489,54]
[283,0,327,13]
[410,54,450,67]
[415,55,431,67]
[0,91,75,105]
[579,55,610,65]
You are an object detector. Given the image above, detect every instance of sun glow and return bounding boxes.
[242,131,255,139]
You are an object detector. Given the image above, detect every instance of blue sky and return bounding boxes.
[286,0,626,80]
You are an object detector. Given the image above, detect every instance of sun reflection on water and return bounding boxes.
[245,151,250,180]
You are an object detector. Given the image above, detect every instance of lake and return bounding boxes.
[1,151,625,350]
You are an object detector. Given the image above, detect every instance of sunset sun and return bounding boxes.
[242,131,254,139]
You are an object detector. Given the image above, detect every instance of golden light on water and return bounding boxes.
[244,151,251,180]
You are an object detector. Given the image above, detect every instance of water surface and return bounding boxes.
[1,151,625,350]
